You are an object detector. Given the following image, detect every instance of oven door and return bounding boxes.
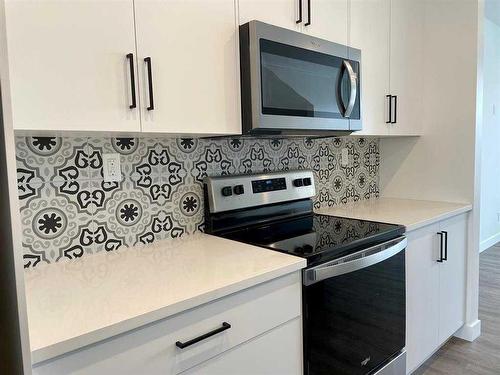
[302,236,406,375]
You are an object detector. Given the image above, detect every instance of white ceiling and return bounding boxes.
[486,0,500,26]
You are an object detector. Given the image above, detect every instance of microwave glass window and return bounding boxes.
[260,39,345,119]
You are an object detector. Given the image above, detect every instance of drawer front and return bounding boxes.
[184,318,303,375]
[33,272,302,375]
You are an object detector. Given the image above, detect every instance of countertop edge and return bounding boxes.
[404,204,473,232]
[31,258,306,365]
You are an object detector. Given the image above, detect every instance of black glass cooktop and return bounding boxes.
[217,214,405,266]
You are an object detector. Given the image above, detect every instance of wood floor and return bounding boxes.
[414,244,500,375]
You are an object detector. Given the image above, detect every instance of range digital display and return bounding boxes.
[252,178,287,193]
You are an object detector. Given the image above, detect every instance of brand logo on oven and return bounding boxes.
[310,40,321,48]
[361,357,371,366]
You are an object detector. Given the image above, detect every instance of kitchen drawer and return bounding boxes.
[33,272,302,375]
[184,317,303,375]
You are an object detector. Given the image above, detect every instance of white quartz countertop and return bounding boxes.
[316,198,472,231]
[24,233,306,364]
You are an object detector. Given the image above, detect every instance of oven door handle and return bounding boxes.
[303,236,407,286]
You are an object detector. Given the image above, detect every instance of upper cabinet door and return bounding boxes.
[4,0,140,132]
[389,0,424,135]
[350,0,391,136]
[302,0,349,45]
[134,0,240,135]
[238,0,302,31]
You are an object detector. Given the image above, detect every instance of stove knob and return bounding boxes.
[221,186,233,197]
[293,178,304,187]
[303,177,312,186]
[233,184,245,195]
[303,244,314,253]
[295,246,304,254]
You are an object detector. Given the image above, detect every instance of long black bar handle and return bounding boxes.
[391,95,398,124]
[386,95,392,124]
[144,57,154,111]
[442,231,448,261]
[304,0,311,26]
[437,232,444,262]
[296,0,302,24]
[126,53,136,109]
[176,322,231,349]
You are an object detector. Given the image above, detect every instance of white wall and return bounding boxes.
[479,18,500,252]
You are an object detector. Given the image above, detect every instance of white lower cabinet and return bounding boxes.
[406,213,467,374]
[184,318,302,375]
[32,272,303,375]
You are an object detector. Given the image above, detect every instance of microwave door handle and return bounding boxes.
[342,60,357,118]
[303,236,407,286]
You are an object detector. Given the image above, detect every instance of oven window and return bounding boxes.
[303,250,405,375]
[260,39,358,120]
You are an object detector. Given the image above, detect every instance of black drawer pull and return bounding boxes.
[437,232,444,262]
[144,57,154,111]
[386,94,392,123]
[304,0,311,26]
[175,322,231,349]
[391,95,398,124]
[442,230,448,261]
[296,0,302,24]
[126,53,136,109]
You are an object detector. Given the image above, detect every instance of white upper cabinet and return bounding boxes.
[388,0,424,135]
[134,0,240,135]
[302,0,349,45]
[349,0,423,136]
[238,0,301,31]
[4,0,140,132]
[350,0,391,136]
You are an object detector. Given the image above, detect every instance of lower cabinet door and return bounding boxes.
[183,318,303,375]
[405,223,441,373]
[438,214,467,343]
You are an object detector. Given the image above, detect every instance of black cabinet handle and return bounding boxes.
[437,232,444,262]
[304,0,311,26]
[175,322,231,349]
[391,95,397,124]
[126,53,136,109]
[144,57,154,111]
[296,0,302,24]
[442,230,448,261]
[386,95,392,123]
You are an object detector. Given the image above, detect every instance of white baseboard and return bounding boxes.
[454,319,481,342]
[480,232,500,253]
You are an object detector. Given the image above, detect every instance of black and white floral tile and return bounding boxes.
[16,135,380,268]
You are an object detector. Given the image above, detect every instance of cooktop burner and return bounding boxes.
[217,213,405,265]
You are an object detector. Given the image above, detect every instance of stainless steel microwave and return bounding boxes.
[239,21,362,136]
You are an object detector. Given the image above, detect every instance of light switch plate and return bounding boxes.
[102,153,121,182]
[341,148,349,166]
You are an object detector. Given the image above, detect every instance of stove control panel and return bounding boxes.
[204,170,316,213]
[252,177,286,193]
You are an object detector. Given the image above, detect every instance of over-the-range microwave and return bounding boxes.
[239,21,361,136]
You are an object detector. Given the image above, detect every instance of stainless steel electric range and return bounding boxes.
[204,170,407,375]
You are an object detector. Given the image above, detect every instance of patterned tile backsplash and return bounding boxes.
[16,135,380,268]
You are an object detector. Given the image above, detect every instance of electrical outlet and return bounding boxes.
[341,148,349,166]
[102,153,121,182]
